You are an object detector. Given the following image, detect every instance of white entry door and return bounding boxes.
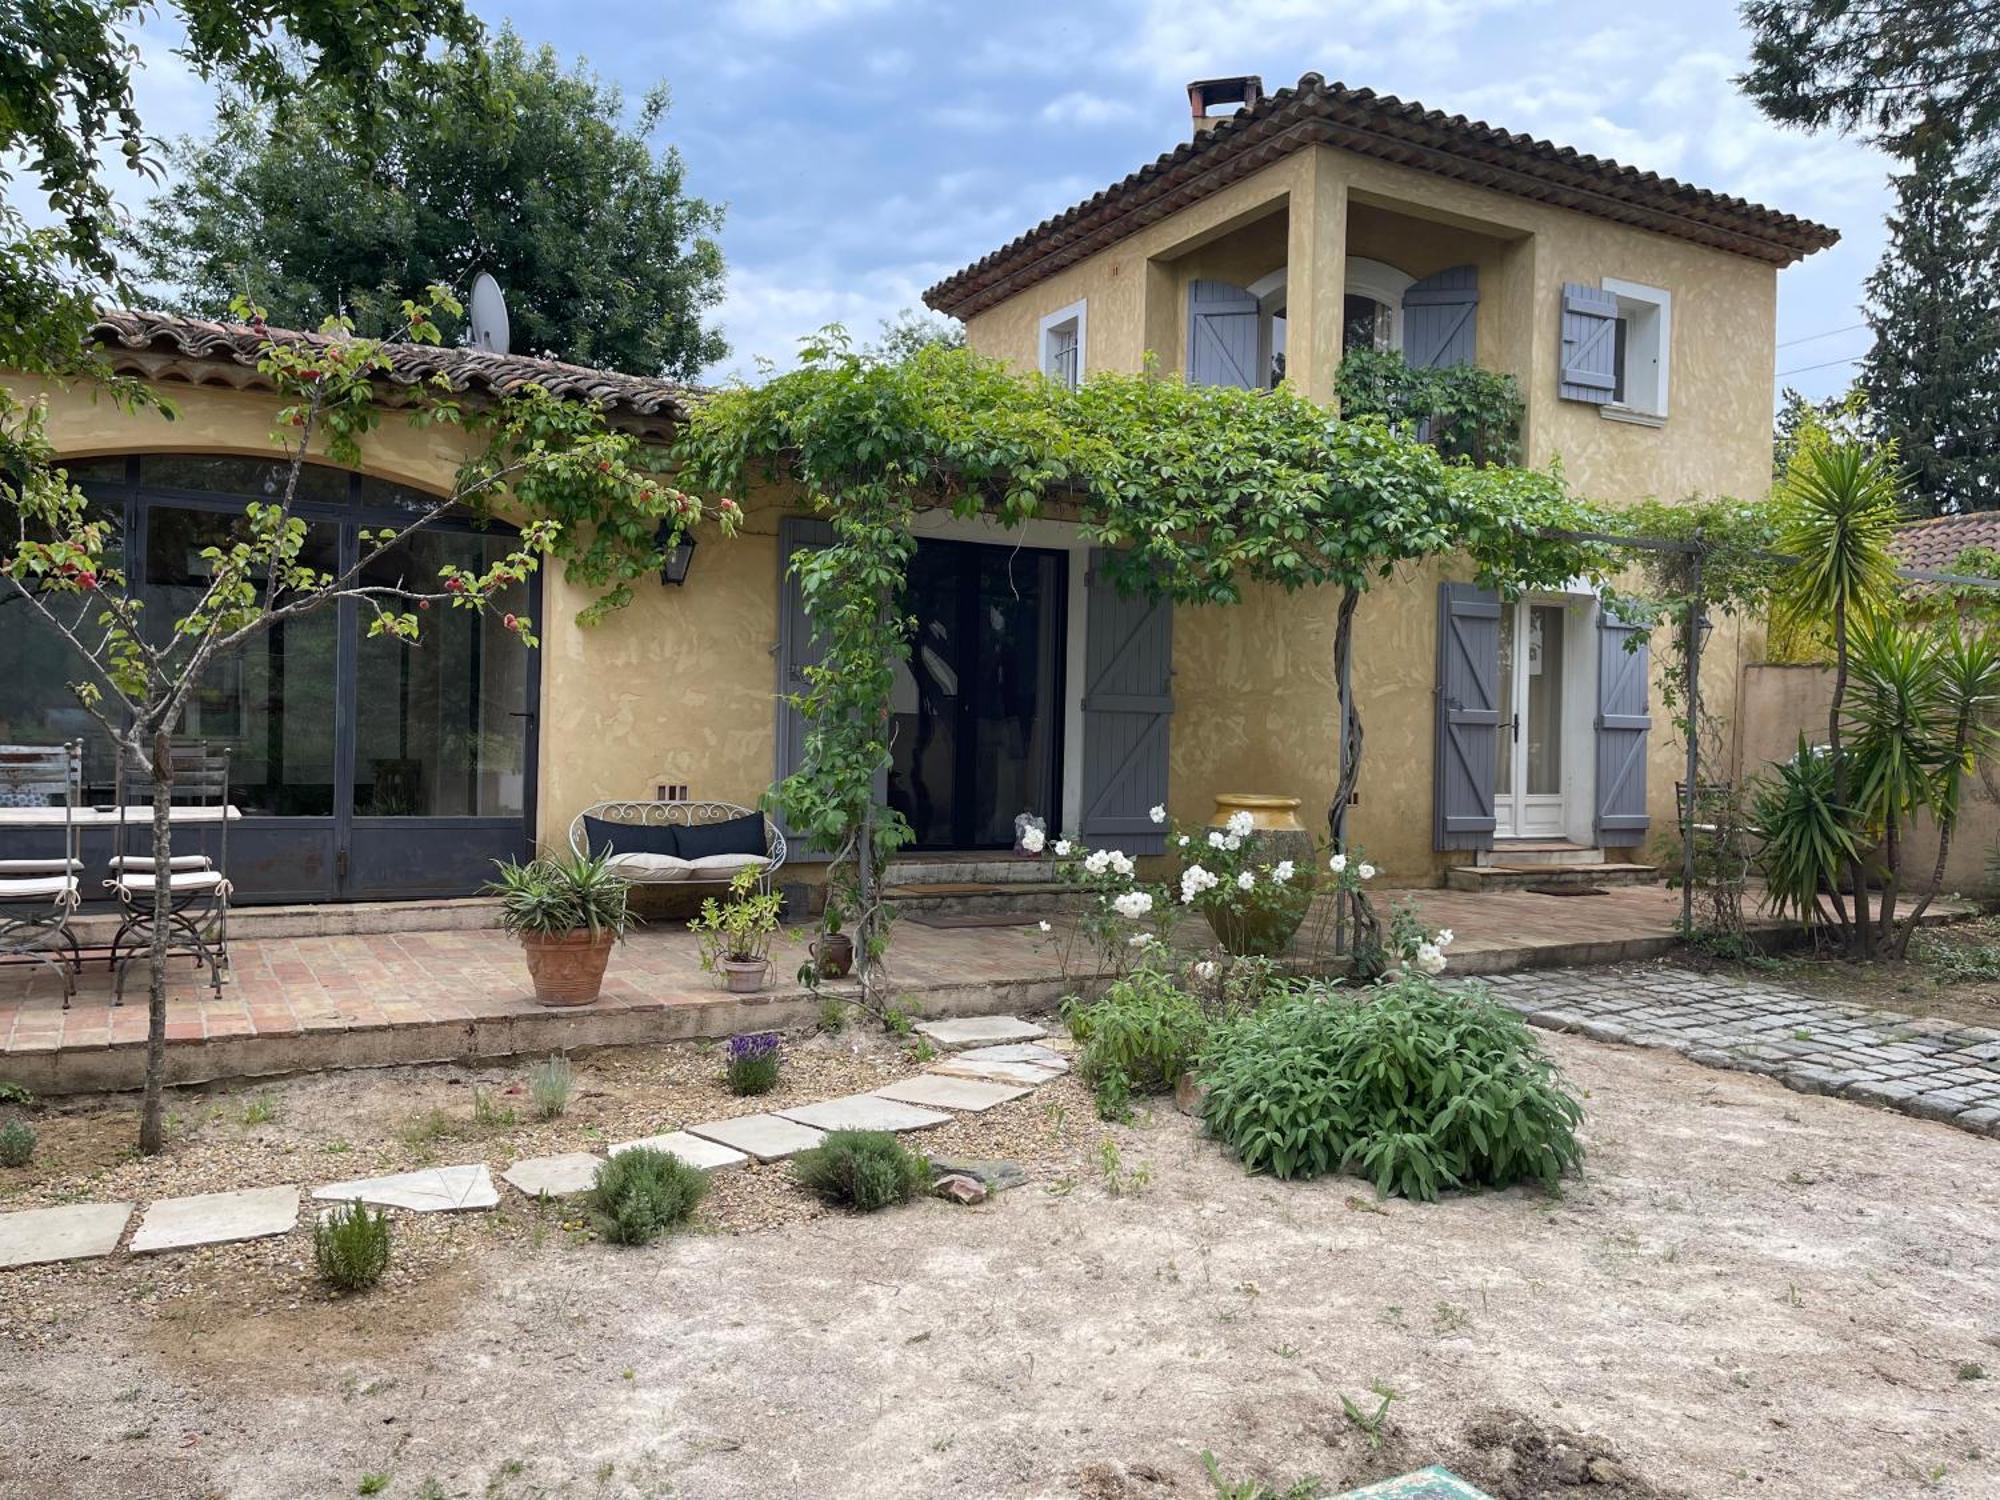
[1493,599,1569,839]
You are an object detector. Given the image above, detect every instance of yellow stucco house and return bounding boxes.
[2,71,1836,905]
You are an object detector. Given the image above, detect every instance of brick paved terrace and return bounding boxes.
[0,881,1973,1094]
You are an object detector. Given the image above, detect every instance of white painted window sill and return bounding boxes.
[1600,404,1666,429]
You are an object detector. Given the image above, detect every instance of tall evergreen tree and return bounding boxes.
[1861,149,2000,512]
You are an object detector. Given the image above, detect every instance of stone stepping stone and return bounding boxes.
[130,1185,299,1255]
[958,1042,1070,1072]
[501,1152,604,1199]
[0,1201,133,1269]
[312,1164,499,1214]
[779,1094,952,1134]
[608,1131,747,1172]
[929,1058,1063,1086]
[684,1114,826,1163]
[1333,1466,1493,1498]
[914,1015,1048,1049]
[874,1075,1030,1112]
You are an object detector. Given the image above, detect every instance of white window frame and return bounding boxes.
[1038,299,1087,388]
[1343,257,1416,354]
[1599,277,1672,424]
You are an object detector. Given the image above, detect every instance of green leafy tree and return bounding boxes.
[868,309,965,362]
[1861,148,2000,514]
[128,26,726,377]
[1738,0,2000,168]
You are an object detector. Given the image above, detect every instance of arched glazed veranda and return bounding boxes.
[0,454,539,902]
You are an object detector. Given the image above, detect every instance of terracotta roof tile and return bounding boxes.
[924,73,1840,320]
[1891,512,2000,574]
[87,309,695,423]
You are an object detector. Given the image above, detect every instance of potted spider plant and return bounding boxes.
[485,850,635,1007]
[691,868,784,992]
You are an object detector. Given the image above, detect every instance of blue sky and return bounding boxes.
[108,0,1891,405]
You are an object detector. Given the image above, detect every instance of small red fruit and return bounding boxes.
[503,613,518,631]
[445,576,466,593]
[76,570,96,590]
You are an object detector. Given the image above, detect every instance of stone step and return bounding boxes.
[886,856,1067,886]
[1445,862,1660,893]
[63,895,502,945]
[879,881,1085,918]
[1487,840,1606,868]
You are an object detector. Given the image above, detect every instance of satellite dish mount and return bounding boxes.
[469,272,510,355]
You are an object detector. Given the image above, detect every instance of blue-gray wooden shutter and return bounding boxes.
[775,515,836,860]
[1080,550,1173,856]
[1401,265,1479,369]
[1594,613,1651,841]
[1560,283,1620,403]
[1433,581,1499,851]
[1187,280,1260,388]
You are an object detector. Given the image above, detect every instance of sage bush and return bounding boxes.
[1064,967,1212,1120]
[1198,973,1584,1200]
[591,1146,708,1245]
[791,1129,929,1211]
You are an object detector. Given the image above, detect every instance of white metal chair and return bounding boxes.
[106,742,232,1002]
[0,742,83,1004]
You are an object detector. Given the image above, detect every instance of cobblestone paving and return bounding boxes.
[1481,964,2000,1138]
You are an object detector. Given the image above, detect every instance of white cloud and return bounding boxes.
[1038,91,1138,127]
[706,261,944,382]
[723,0,900,38]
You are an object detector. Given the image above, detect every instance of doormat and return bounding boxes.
[1524,883,1608,897]
[1333,1468,1492,1499]
[903,911,1045,929]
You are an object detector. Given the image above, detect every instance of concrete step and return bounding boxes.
[886,856,1066,886]
[62,896,502,945]
[1445,862,1660,894]
[1488,841,1605,867]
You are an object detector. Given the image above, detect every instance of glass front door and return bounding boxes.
[1493,599,1568,840]
[888,540,1066,850]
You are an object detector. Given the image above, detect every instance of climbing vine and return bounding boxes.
[1336,347,1525,467]
[673,330,1609,992]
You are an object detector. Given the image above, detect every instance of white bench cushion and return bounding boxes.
[686,853,772,877]
[0,874,79,904]
[112,868,227,895]
[604,852,695,882]
[107,854,214,872]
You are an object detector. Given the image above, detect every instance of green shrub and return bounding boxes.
[528,1054,574,1120]
[1199,972,1585,1200]
[314,1200,392,1291]
[724,1032,782,1096]
[591,1146,708,1245]
[791,1129,930,1211]
[1065,968,1211,1119]
[0,1118,34,1168]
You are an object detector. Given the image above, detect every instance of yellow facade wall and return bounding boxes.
[962,140,1785,880]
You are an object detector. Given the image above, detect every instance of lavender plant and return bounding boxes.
[725,1032,782,1096]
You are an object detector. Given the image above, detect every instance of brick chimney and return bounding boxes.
[1187,76,1264,136]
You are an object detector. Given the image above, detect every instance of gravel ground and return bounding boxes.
[2,1031,1997,1500]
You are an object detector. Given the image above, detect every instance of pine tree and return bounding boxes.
[1861,149,2000,513]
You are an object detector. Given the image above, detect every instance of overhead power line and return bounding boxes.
[1775,352,1867,379]
[1777,321,1869,350]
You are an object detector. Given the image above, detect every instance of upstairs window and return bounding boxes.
[1039,300,1087,389]
[1560,278,1671,423]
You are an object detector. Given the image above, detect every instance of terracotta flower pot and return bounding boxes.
[519,929,616,1007]
[811,932,855,979]
[722,957,771,993]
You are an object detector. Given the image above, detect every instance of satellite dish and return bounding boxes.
[468,272,510,354]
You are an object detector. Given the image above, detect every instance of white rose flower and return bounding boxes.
[1192,960,1219,982]
[1177,834,1192,847]
[1083,849,1112,876]
[1329,853,1348,874]
[1109,851,1135,878]
[1179,864,1219,903]
[1148,804,1167,825]
[1037,920,1052,933]
[1053,839,1073,858]
[1128,932,1157,949]
[1236,870,1255,891]
[1435,927,1454,948]
[1358,862,1377,880]
[1272,860,1295,884]
[1020,825,1046,854]
[1223,833,1242,852]
[1415,942,1447,975]
[1112,890,1154,919]
[1226,810,1254,838]
[1207,830,1227,850]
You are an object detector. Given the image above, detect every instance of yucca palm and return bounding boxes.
[1897,621,2000,953]
[1770,431,1906,953]
[1844,620,1952,948]
[1752,736,1861,931]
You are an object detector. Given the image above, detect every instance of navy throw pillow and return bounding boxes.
[675,811,767,860]
[583,815,681,859]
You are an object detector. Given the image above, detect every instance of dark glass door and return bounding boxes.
[889,540,1065,850]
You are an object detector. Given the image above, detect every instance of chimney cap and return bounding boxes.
[1187,75,1264,122]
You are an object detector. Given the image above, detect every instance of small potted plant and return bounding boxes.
[812,901,855,979]
[691,868,784,992]
[486,850,634,1007]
